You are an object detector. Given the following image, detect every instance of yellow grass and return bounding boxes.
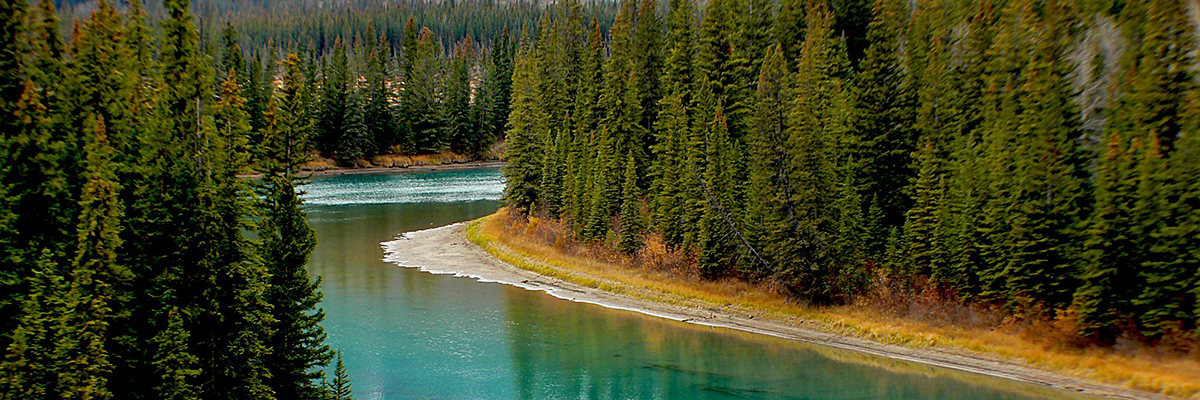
[370,151,474,168]
[467,208,1200,399]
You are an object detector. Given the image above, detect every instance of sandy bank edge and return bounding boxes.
[382,222,1170,400]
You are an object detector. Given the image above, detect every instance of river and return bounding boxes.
[303,167,1094,400]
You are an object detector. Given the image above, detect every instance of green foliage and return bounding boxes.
[502,44,544,213]
[618,151,645,255]
[326,351,352,400]
[406,27,448,154]
[853,0,914,258]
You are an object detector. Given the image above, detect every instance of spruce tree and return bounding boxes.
[698,107,740,278]
[745,44,790,278]
[338,88,371,166]
[854,0,914,258]
[902,142,947,282]
[364,35,396,156]
[446,38,477,156]
[650,0,695,248]
[502,43,545,213]
[326,351,352,400]
[0,252,67,399]
[1002,5,1087,309]
[618,151,644,254]
[56,116,128,400]
[317,38,350,156]
[774,2,854,301]
[1075,132,1143,341]
[407,27,447,153]
[259,55,333,400]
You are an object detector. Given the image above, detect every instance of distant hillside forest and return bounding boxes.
[501,0,1200,347]
[49,0,613,165]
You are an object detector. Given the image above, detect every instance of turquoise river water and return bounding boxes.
[303,167,1094,400]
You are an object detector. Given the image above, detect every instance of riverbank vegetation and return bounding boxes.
[471,208,1200,397]
[499,0,1200,385]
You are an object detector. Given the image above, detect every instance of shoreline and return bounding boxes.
[239,160,506,179]
[382,221,1173,400]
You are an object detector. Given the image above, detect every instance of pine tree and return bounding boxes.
[151,307,199,400]
[745,44,790,278]
[326,351,352,400]
[648,0,695,248]
[259,56,333,400]
[0,0,23,126]
[53,116,125,400]
[338,88,371,166]
[774,0,807,69]
[482,27,515,153]
[975,0,1034,299]
[446,38,477,156]
[618,151,644,254]
[774,2,854,301]
[854,0,914,258]
[567,20,605,230]
[1075,132,1142,341]
[502,43,545,213]
[902,142,947,282]
[0,252,66,399]
[1137,91,1200,336]
[406,27,447,154]
[697,106,740,278]
[1002,5,1087,309]
[364,34,396,156]
[317,38,350,156]
[631,0,664,134]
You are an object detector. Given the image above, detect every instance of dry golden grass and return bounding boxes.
[467,208,1200,399]
[370,151,473,167]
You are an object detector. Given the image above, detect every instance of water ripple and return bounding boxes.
[302,168,505,206]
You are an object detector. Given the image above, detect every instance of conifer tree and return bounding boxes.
[631,0,664,133]
[52,116,127,400]
[1002,5,1087,308]
[854,0,914,257]
[618,151,645,254]
[364,35,396,156]
[326,351,352,400]
[151,307,198,400]
[698,107,740,278]
[259,55,333,400]
[774,0,807,69]
[566,20,605,229]
[649,0,695,248]
[774,2,855,301]
[902,142,947,282]
[745,44,791,277]
[446,38,476,156]
[405,27,447,153]
[338,88,371,166]
[482,27,515,151]
[1075,132,1142,341]
[317,38,350,156]
[0,252,66,399]
[974,0,1034,298]
[1137,91,1200,336]
[502,43,545,213]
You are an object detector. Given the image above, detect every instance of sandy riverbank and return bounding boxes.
[381,222,1173,400]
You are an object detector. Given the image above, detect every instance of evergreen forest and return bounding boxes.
[501,0,1200,347]
[1,0,541,398]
